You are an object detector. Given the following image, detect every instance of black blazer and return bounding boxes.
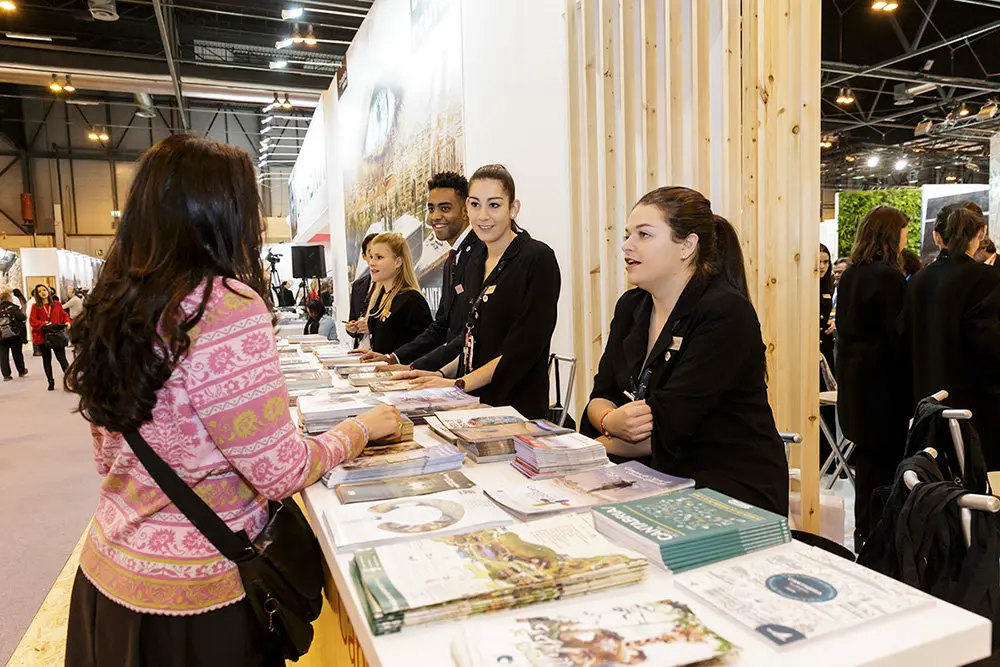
[394,231,484,370]
[367,288,432,355]
[835,262,911,448]
[348,273,372,347]
[901,250,1000,468]
[583,278,788,516]
[460,232,560,419]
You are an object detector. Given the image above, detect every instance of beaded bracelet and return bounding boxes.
[599,409,615,439]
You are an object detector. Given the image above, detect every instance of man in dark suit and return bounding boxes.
[360,172,482,370]
[348,233,377,347]
[274,281,295,307]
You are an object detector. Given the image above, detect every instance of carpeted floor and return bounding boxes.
[0,345,97,666]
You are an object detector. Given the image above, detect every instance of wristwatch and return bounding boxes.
[454,378,466,390]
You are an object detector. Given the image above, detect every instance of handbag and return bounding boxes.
[42,324,68,349]
[123,430,324,661]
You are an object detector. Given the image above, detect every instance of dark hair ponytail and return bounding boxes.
[634,186,716,276]
[713,215,750,300]
[945,208,986,256]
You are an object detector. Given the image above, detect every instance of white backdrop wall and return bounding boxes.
[461,0,576,361]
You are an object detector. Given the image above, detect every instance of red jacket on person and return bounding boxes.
[29,300,71,345]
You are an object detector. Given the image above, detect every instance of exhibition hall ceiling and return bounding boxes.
[821,0,1000,187]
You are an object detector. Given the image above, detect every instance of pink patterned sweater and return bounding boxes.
[80,278,367,615]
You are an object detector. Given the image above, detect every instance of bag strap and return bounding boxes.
[123,430,257,563]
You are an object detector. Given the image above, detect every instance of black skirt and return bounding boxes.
[65,569,283,667]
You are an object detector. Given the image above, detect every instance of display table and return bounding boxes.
[300,426,993,667]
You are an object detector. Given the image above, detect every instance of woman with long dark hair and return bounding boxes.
[29,283,70,390]
[819,243,835,369]
[902,206,1000,469]
[63,134,401,666]
[304,300,337,340]
[836,205,911,549]
[399,165,561,419]
[581,186,787,515]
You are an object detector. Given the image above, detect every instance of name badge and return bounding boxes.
[670,336,683,351]
[455,285,465,294]
[484,285,497,295]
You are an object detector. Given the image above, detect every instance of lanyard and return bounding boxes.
[460,259,509,375]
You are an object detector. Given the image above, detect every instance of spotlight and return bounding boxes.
[836,87,855,105]
[269,60,288,69]
[820,140,833,149]
[304,24,317,46]
[959,104,970,117]
[884,1,898,9]
[894,159,908,171]
[49,74,63,93]
[845,155,857,162]
[867,155,880,168]
[62,75,75,93]
[281,94,293,110]
[98,130,109,141]
[262,93,280,113]
[291,23,304,44]
[87,129,99,141]
[275,38,293,50]
[872,0,887,7]
[281,7,304,20]
[945,175,957,182]
[0,1,16,11]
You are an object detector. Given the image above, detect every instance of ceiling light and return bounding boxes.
[281,94,294,110]
[845,155,856,162]
[304,24,317,46]
[894,159,908,171]
[262,93,280,113]
[291,23,304,44]
[262,116,274,124]
[0,1,16,11]
[853,175,866,180]
[98,131,109,141]
[820,140,833,149]
[275,38,293,49]
[883,1,898,9]
[978,101,999,120]
[269,60,288,69]
[945,175,957,182]
[836,87,855,105]
[87,129,99,141]
[48,74,62,92]
[872,0,887,7]
[62,75,75,93]
[281,7,304,20]
[959,104,970,117]
[867,155,880,168]
[5,32,52,41]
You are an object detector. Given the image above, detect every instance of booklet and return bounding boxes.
[426,406,528,442]
[677,546,933,647]
[335,470,476,504]
[486,462,694,519]
[451,419,573,445]
[323,488,514,552]
[452,598,737,667]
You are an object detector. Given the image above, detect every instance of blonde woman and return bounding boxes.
[365,232,432,354]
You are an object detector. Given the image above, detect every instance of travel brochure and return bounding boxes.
[353,514,649,635]
[485,461,694,520]
[591,489,791,573]
[324,487,514,552]
[512,431,609,478]
[677,547,934,647]
[335,470,476,505]
[452,598,738,667]
[321,441,465,487]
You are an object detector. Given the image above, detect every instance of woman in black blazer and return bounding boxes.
[402,165,560,419]
[835,205,911,546]
[901,206,1000,469]
[363,232,432,354]
[581,187,787,515]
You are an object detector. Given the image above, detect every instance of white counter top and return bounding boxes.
[301,426,993,667]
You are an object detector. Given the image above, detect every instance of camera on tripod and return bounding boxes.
[266,250,282,268]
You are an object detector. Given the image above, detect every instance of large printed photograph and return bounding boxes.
[340,0,464,313]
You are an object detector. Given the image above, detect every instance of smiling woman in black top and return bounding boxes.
[582,186,787,515]
[364,232,432,354]
[402,165,561,418]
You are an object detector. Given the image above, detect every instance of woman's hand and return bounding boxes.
[360,351,392,363]
[345,320,360,335]
[393,369,443,381]
[354,319,369,335]
[603,400,654,442]
[354,404,403,445]
[408,376,456,389]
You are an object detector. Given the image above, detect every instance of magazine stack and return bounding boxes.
[321,440,465,487]
[485,461,694,520]
[352,514,649,635]
[591,488,791,573]
[297,394,381,433]
[511,431,609,478]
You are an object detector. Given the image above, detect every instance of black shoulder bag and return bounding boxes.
[123,431,324,661]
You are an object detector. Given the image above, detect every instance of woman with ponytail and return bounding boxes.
[581,186,787,515]
[902,206,1000,468]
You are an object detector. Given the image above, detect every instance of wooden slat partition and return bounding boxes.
[564,0,821,532]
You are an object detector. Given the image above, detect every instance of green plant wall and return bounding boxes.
[836,188,923,259]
